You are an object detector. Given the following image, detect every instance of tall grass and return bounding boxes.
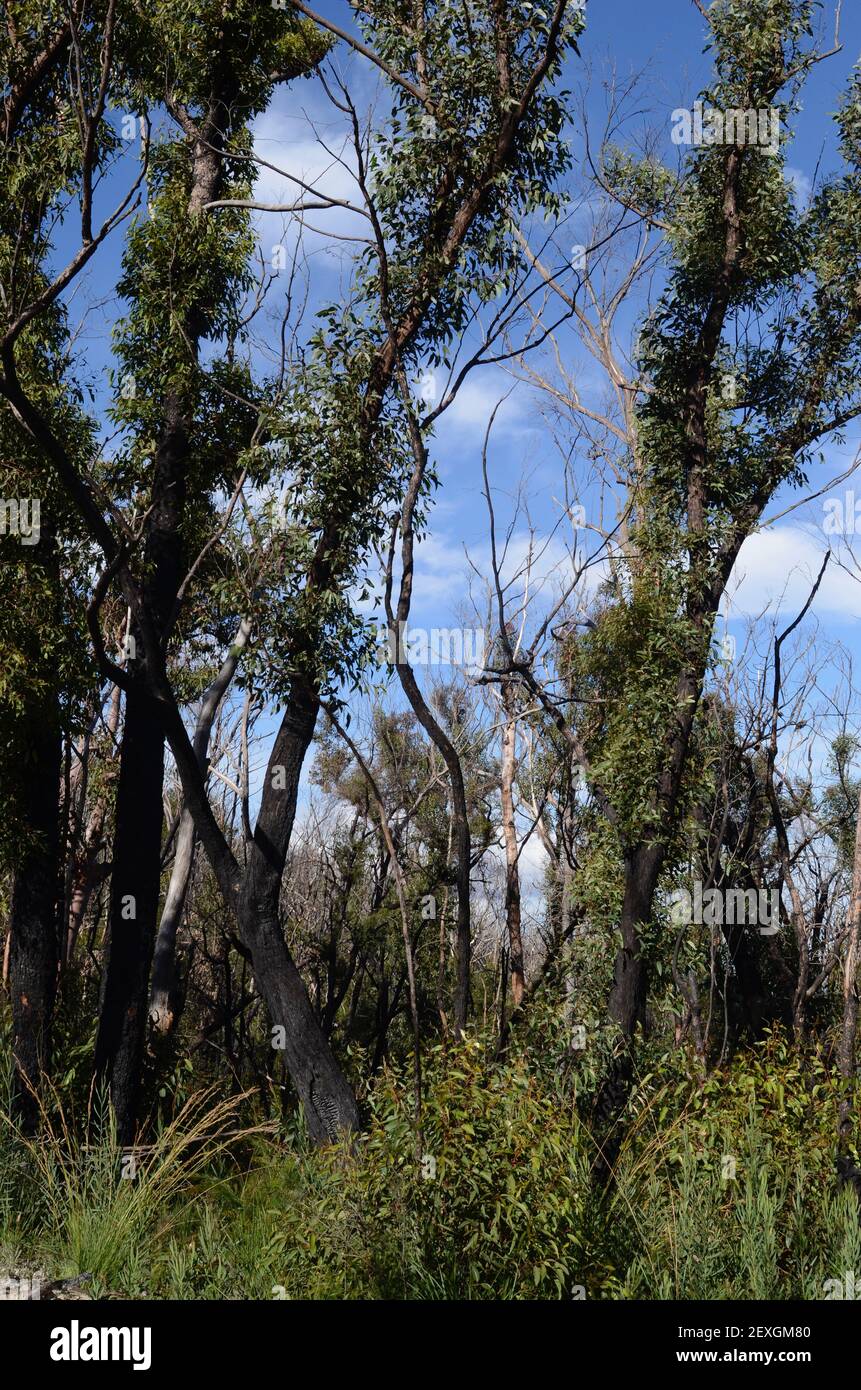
[606,1057,861,1301]
[0,1081,260,1294]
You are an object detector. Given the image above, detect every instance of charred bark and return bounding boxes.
[9,704,62,1131]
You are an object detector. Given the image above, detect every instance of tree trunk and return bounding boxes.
[608,843,662,1038]
[149,619,250,1034]
[147,803,194,1036]
[394,655,472,1032]
[93,97,228,1137]
[94,383,191,1139]
[239,680,361,1142]
[93,684,167,1140]
[838,785,861,1147]
[9,705,62,1131]
[500,678,525,1007]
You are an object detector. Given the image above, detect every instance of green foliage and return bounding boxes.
[167,1038,595,1301]
[116,1,330,125]
[572,572,704,843]
[1,1023,858,1301]
[821,736,861,868]
[361,0,584,354]
[608,1030,861,1299]
[243,0,585,698]
[554,0,861,975]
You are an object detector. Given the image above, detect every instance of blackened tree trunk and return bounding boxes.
[593,842,663,1172]
[93,94,229,1138]
[394,654,472,1034]
[10,704,62,1131]
[93,685,168,1139]
[94,386,190,1139]
[237,679,361,1141]
[609,843,663,1038]
[8,512,62,1132]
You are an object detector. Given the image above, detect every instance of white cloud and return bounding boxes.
[516,827,550,899]
[726,525,861,621]
[407,526,597,614]
[785,165,812,209]
[248,103,368,259]
[434,374,529,434]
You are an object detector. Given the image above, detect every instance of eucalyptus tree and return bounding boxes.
[132,0,582,1135]
[589,0,861,1048]
[0,0,106,1123]
[249,0,583,1040]
[90,2,329,1140]
[518,0,861,1082]
[0,0,330,1136]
